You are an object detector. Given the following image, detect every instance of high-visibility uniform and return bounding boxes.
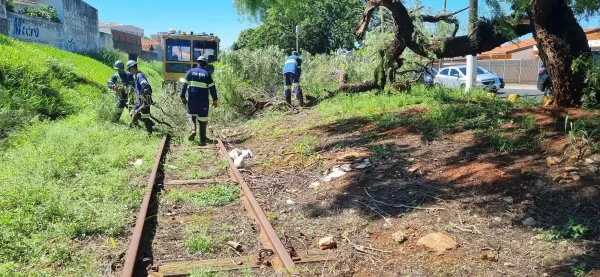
[180,67,217,122]
[283,55,303,105]
[107,71,134,122]
[180,66,218,143]
[132,71,154,133]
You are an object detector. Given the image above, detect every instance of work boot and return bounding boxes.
[285,95,292,107]
[199,121,215,146]
[297,91,305,107]
[143,119,153,135]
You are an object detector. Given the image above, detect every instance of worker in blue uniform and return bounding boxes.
[180,55,218,145]
[282,50,304,107]
[107,60,135,122]
[125,60,155,135]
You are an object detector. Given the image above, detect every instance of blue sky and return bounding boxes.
[85,0,599,48]
[85,0,257,47]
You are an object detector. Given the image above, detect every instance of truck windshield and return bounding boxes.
[193,40,218,62]
[166,39,191,62]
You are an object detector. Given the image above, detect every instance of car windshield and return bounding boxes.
[458,67,487,75]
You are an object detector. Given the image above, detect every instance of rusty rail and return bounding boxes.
[217,139,300,277]
[121,135,169,277]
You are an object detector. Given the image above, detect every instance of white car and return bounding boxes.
[433,65,501,92]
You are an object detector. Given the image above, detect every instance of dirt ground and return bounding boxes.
[227,107,600,277]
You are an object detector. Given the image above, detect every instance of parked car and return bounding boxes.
[416,66,438,86]
[538,50,600,96]
[488,70,505,88]
[434,65,501,92]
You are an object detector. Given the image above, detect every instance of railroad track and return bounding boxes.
[118,135,329,277]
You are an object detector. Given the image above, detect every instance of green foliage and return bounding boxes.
[21,4,60,23]
[189,268,226,277]
[164,184,239,208]
[572,53,600,109]
[233,0,362,54]
[1,0,15,12]
[83,49,128,68]
[535,219,588,241]
[165,150,228,179]
[295,135,318,156]
[0,35,166,275]
[564,114,600,155]
[571,262,587,277]
[186,235,214,254]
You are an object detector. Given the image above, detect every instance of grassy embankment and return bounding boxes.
[0,35,164,276]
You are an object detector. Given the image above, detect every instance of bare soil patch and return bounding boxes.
[230,107,600,276]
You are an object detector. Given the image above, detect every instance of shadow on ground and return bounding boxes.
[302,109,600,275]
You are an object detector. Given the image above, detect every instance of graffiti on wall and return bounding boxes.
[12,18,39,37]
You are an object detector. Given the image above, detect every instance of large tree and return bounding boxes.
[234,0,600,107]
[233,0,363,54]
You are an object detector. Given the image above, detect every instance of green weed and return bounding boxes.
[189,268,226,277]
[186,235,214,254]
[295,136,318,156]
[164,184,239,208]
[571,262,587,277]
[0,35,166,276]
[165,150,228,179]
[535,219,588,241]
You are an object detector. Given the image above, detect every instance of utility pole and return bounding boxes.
[465,0,478,92]
[443,0,447,11]
[295,25,299,52]
[380,7,385,33]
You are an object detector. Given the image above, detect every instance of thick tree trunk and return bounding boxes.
[528,0,590,107]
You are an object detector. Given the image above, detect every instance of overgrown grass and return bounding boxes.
[165,150,229,179]
[163,184,239,208]
[0,36,166,276]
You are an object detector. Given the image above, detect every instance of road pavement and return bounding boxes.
[497,84,544,101]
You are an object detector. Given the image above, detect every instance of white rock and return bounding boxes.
[586,158,596,164]
[309,182,321,188]
[286,199,295,205]
[318,237,337,250]
[340,164,353,172]
[522,217,536,227]
[564,167,579,172]
[503,196,514,204]
[129,159,143,167]
[504,262,515,267]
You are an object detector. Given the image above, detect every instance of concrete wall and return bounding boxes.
[111,28,141,55]
[2,0,98,52]
[141,51,157,61]
[62,0,98,52]
[0,4,7,35]
[7,12,63,48]
[99,31,113,50]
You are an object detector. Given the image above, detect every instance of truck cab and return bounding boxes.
[162,30,220,84]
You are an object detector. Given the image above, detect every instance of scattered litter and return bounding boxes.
[318,236,337,250]
[129,159,143,167]
[322,167,347,182]
[340,164,353,172]
[408,163,421,173]
[229,148,253,168]
[166,164,177,169]
[354,160,372,169]
[226,241,243,252]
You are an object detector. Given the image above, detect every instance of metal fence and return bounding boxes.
[432,58,542,85]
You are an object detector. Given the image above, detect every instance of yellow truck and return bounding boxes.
[161,29,219,87]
